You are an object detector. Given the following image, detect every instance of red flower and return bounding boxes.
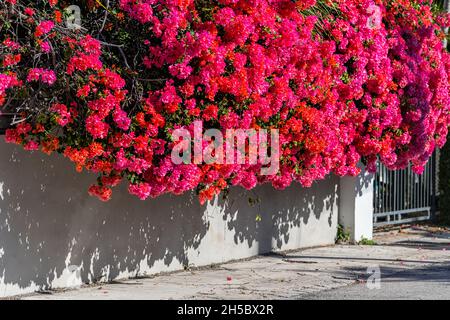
[88,185,112,202]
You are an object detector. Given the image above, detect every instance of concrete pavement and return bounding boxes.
[17,226,450,300]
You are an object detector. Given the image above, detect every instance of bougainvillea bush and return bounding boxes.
[1,0,449,203]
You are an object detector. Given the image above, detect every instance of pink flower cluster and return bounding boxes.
[0,73,21,106]
[34,20,54,37]
[2,0,450,204]
[26,68,57,85]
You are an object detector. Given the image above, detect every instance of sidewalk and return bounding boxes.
[20,226,450,300]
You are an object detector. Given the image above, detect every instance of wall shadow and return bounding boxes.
[0,142,339,295]
[219,176,339,252]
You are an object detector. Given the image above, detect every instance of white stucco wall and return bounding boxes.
[339,166,374,242]
[0,141,339,298]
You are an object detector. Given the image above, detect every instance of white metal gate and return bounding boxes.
[373,154,436,227]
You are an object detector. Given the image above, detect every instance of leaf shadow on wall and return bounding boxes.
[0,144,210,294]
[218,176,339,253]
[0,142,338,295]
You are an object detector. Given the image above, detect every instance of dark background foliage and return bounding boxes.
[437,0,449,225]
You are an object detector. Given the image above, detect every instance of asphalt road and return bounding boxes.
[304,259,450,300]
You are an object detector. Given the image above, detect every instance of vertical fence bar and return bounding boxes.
[387,169,390,216]
[401,166,405,211]
[424,163,427,208]
[394,170,398,212]
[428,159,431,208]
[422,163,426,209]
[415,170,419,210]
[390,170,393,213]
[407,164,411,211]
[431,151,437,221]
[419,170,422,209]
[381,164,384,215]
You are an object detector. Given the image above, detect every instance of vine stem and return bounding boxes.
[95,0,116,15]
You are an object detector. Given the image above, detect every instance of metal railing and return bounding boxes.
[373,153,436,227]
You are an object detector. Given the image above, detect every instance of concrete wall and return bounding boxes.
[0,141,339,298]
